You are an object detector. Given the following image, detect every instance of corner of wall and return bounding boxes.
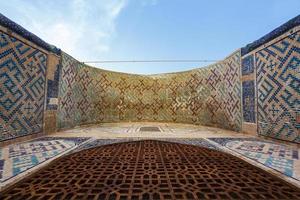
[44,53,61,134]
[240,50,257,135]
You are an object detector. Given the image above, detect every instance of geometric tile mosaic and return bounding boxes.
[209,137,300,180]
[1,131,299,191]
[3,140,300,199]
[58,51,242,131]
[46,61,60,110]
[256,30,300,142]
[242,80,256,123]
[242,54,254,75]
[0,31,47,141]
[0,137,90,184]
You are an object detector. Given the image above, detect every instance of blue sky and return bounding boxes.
[1,0,299,74]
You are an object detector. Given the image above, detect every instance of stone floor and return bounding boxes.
[1,122,300,193]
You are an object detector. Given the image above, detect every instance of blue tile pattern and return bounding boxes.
[241,15,300,55]
[241,54,254,75]
[242,80,256,123]
[46,63,61,110]
[256,31,300,142]
[0,13,60,54]
[0,137,90,183]
[0,31,47,141]
[209,137,300,181]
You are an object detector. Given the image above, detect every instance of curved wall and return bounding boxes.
[57,51,242,131]
[1,13,299,143]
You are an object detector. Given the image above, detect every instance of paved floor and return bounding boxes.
[2,140,300,200]
[53,122,250,139]
[1,122,300,193]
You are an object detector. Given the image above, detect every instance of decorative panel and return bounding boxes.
[256,30,300,142]
[0,31,47,141]
[242,54,254,75]
[57,51,242,131]
[242,80,256,123]
[46,55,60,110]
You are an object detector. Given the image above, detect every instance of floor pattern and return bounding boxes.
[209,137,300,181]
[72,138,219,154]
[0,137,90,184]
[1,140,300,200]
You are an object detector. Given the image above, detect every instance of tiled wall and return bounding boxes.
[0,13,299,143]
[43,54,61,134]
[57,51,242,131]
[0,14,61,142]
[256,29,299,142]
[242,80,256,123]
[241,53,256,127]
[241,24,300,142]
[0,30,47,141]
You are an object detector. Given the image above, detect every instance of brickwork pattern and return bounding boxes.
[57,52,242,131]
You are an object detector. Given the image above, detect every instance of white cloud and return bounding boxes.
[0,0,128,61]
[108,0,127,18]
